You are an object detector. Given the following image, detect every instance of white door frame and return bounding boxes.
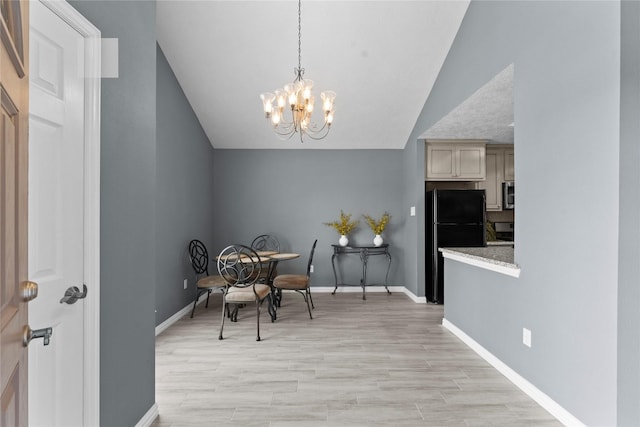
[32,1,101,424]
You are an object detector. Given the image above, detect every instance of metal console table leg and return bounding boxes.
[331,244,392,299]
[331,252,339,295]
[361,249,369,300]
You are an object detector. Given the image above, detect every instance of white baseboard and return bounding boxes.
[135,403,159,427]
[400,287,427,303]
[155,293,210,336]
[311,285,426,303]
[312,285,399,293]
[442,318,585,427]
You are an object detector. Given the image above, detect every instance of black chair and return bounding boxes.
[273,239,317,319]
[217,244,273,341]
[188,239,226,318]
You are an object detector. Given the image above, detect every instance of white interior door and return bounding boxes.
[28,1,85,425]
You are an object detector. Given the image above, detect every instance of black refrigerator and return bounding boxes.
[426,189,486,304]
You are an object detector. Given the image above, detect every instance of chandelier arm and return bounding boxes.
[302,123,331,140]
[305,119,329,134]
[273,131,297,141]
[270,128,297,140]
[302,129,331,141]
[270,123,296,136]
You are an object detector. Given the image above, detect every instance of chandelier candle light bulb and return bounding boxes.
[260,0,336,142]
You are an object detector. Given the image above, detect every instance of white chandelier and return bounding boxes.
[260,0,336,142]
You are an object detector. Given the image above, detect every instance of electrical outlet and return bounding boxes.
[310,265,314,273]
[523,328,532,347]
[183,279,188,290]
[410,206,416,217]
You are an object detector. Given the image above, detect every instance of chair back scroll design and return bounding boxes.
[217,245,262,289]
[251,234,280,253]
[188,239,210,276]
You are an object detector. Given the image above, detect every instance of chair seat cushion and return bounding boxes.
[225,284,271,302]
[197,275,226,288]
[273,274,308,290]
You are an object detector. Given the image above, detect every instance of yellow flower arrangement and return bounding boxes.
[363,212,391,235]
[324,210,359,235]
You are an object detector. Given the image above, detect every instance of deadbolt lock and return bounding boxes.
[23,325,53,347]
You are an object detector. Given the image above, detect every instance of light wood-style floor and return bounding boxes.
[152,291,561,426]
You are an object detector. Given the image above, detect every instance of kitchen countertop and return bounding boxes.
[486,240,515,247]
[439,246,520,277]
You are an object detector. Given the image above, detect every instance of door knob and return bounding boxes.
[59,284,88,304]
[20,280,38,301]
[23,325,53,347]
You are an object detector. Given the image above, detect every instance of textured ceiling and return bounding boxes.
[156,1,471,149]
[422,64,514,144]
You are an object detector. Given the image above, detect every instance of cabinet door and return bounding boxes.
[504,149,515,181]
[426,145,456,179]
[480,150,503,211]
[458,146,486,179]
[426,143,486,181]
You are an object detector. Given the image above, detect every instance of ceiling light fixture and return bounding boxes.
[260,0,336,142]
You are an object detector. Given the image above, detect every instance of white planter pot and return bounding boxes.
[373,234,383,247]
[339,235,349,247]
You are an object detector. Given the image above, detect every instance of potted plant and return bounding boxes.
[363,212,391,246]
[324,210,359,246]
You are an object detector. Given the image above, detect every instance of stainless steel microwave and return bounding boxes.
[503,182,515,209]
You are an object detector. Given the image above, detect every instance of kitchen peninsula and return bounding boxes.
[439,246,520,278]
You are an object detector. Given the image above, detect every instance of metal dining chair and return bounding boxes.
[187,239,226,318]
[251,233,281,289]
[250,234,280,253]
[272,239,317,319]
[217,244,273,341]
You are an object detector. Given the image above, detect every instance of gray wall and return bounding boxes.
[407,1,620,425]
[211,149,405,289]
[401,138,426,297]
[69,2,157,425]
[618,1,640,424]
[155,44,216,323]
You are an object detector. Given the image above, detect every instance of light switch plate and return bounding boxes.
[523,328,532,347]
[410,206,416,217]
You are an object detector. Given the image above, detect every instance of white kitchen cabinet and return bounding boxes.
[504,149,515,181]
[478,149,503,210]
[425,141,486,181]
[477,145,514,211]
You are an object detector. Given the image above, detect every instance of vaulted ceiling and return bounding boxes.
[157,1,478,150]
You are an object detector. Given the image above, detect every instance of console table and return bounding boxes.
[330,244,392,300]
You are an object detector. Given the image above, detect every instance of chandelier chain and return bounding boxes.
[297,0,302,76]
